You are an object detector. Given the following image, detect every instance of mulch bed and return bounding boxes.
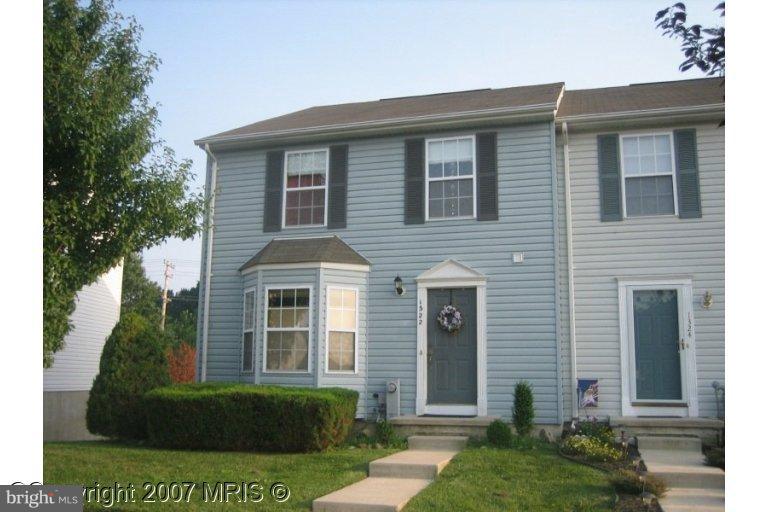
[614,494,663,512]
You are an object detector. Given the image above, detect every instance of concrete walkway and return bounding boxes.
[313,435,467,512]
[638,436,724,512]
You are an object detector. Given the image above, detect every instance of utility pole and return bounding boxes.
[160,259,175,331]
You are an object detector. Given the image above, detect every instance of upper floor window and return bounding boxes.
[284,149,328,227]
[265,287,310,372]
[426,136,475,220]
[620,134,677,217]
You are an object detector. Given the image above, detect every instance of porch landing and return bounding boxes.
[610,417,724,444]
[389,415,499,438]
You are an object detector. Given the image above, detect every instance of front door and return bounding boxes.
[427,288,477,405]
[632,289,683,401]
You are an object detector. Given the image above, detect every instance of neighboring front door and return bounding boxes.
[632,289,683,401]
[427,288,477,406]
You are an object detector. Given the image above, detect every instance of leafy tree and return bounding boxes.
[167,283,199,319]
[121,253,162,323]
[165,310,197,347]
[656,2,725,75]
[43,0,204,366]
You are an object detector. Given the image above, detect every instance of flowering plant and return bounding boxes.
[436,304,464,333]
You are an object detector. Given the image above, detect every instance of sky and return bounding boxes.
[123,0,723,290]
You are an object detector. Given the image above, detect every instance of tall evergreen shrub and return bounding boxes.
[513,381,535,436]
[86,312,170,439]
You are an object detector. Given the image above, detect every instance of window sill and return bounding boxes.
[325,370,358,375]
[281,224,327,229]
[262,370,312,375]
[426,215,476,222]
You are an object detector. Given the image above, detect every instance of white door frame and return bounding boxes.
[617,277,699,417]
[415,260,487,416]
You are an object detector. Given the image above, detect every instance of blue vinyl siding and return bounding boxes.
[198,121,561,423]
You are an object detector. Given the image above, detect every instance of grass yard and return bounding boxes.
[405,440,615,512]
[45,439,616,511]
[44,441,397,511]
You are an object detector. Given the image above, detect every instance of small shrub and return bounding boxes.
[575,420,615,445]
[167,342,196,383]
[704,446,725,469]
[513,381,535,436]
[560,435,624,462]
[86,313,171,439]
[487,419,513,447]
[608,469,667,497]
[144,383,358,452]
[375,419,399,447]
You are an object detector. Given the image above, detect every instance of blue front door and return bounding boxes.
[427,288,477,405]
[633,289,683,400]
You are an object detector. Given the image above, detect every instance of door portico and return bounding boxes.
[416,259,487,416]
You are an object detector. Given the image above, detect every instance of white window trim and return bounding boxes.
[325,286,359,374]
[618,131,679,218]
[617,276,699,417]
[241,287,256,373]
[262,284,313,374]
[424,135,477,221]
[281,148,330,229]
[414,259,488,417]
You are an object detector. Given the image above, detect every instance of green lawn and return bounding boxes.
[45,440,615,511]
[405,441,615,512]
[44,441,397,511]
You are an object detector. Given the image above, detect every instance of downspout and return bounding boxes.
[550,121,564,425]
[562,122,579,418]
[200,143,219,382]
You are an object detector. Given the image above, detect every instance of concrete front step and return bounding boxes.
[637,435,702,452]
[369,449,458,479]
[645,462,724,489]
[639,449,705,466]
[661,487,725,511]
[407,435,468,451]
[312,477,432,512]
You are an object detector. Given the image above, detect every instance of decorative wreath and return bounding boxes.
[436,304,464,334]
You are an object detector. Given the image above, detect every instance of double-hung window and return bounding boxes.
[242,289,256,372]
[284,149,328,227]
[620,134,677,217]
[326,287,357,373]
[265,287,310,372]
[426,136,475,220]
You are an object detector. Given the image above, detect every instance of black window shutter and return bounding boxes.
[476,132,499,221]
[597,134,623,221]
[404,138,425,224]
[263,150,284,232]
[328,145,348,229]
[674,129,702,218]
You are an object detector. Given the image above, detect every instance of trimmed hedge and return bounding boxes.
[144,383,358,452]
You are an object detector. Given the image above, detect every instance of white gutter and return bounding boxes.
[558,103,724,125]
[199,143,218,382]
[562,122,578,418]
[194,102,558,147]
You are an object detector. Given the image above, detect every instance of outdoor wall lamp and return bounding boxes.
[702,291,714,309]
[394,276,405,296]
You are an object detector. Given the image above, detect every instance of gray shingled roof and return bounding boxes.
[239,236,370,271]
[557,78,724,118]
[201,82,565,141]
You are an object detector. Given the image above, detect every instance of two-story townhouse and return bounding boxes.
[556,78,725,428]
[194,83,568,426]
[193,77,725,433]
